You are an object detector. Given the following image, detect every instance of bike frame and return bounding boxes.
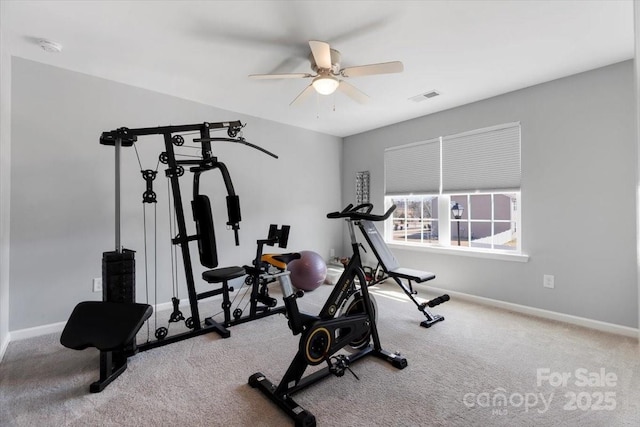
[249,204,407,427]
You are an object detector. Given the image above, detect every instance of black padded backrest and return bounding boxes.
[192,195,218,268]
[358,220,400,272]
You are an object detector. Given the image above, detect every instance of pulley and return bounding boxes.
[155,327,168,340]
[172,135,184,146]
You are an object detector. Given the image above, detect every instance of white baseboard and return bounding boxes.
[154,300,176,312]
[0,333,9,362]
[9,321,67,342]
[4,290,638,350]
[7,299,184,345]
[427,285,639,339]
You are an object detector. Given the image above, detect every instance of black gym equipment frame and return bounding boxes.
[100,121,282,352]
[249,204,407,427]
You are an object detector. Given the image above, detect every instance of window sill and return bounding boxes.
[387,242,530,263]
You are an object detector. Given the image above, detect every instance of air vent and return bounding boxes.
[409,90,440,102]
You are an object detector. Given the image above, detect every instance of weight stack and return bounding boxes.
[102,249,136,303]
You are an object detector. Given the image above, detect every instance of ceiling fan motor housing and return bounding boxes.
[310,49,342,75]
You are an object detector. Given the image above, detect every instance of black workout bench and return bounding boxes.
[60,301,152,392]
[358,220,449,328]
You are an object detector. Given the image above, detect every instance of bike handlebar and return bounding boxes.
[327,204,396,221]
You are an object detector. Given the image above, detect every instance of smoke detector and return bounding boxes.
[38,39,63,53]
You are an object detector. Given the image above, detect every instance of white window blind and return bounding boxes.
[384,138,440,195]
[442,123,520,193]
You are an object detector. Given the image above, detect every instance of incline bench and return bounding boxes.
[358,220,449,328]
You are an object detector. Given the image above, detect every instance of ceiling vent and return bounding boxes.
[410,90,440,102]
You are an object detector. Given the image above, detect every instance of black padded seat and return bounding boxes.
[388,267,436,283]
[61,301,152,351]
[60,301,153,392]
[200,266,247,335]
[202,266,246,283]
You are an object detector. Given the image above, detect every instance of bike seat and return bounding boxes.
[261,253,301,270]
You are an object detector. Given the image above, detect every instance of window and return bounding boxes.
[384,123,521,254]
[389,195,439,244]
[450,192,519,250]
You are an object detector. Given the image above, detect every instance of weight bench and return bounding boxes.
[358,220,449,328]
[60,301,153,392]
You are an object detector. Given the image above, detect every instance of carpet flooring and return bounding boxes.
[1,280,638,426]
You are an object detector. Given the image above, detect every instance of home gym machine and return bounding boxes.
[100,120,289,348]
[61,120,286,392]
[249,204,408,427]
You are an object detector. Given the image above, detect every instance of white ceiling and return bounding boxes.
[3,0,635,137]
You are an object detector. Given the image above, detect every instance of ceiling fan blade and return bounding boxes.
[337,81,370,104]
[309,40,332,70]
[290,84,316,106]
[249,73,313,80]
[340,61,404,78]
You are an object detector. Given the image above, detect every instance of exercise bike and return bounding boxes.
[249,203,406,427]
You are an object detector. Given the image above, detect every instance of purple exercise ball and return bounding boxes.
[289,250,327,291]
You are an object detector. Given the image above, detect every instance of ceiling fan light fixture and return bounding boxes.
[312,75,339,95]
[250,40,403,105]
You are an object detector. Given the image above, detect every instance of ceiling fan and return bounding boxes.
[249,40,403,106]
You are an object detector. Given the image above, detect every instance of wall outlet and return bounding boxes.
[543,274,555,289]
[93,278,103,293]
[330,248,335,258]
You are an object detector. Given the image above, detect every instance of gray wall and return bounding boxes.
[10,58,343,331]
[343,60,638,328]
[6,57,638,333]
[0,2,11,356]
[634,0,640,339]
